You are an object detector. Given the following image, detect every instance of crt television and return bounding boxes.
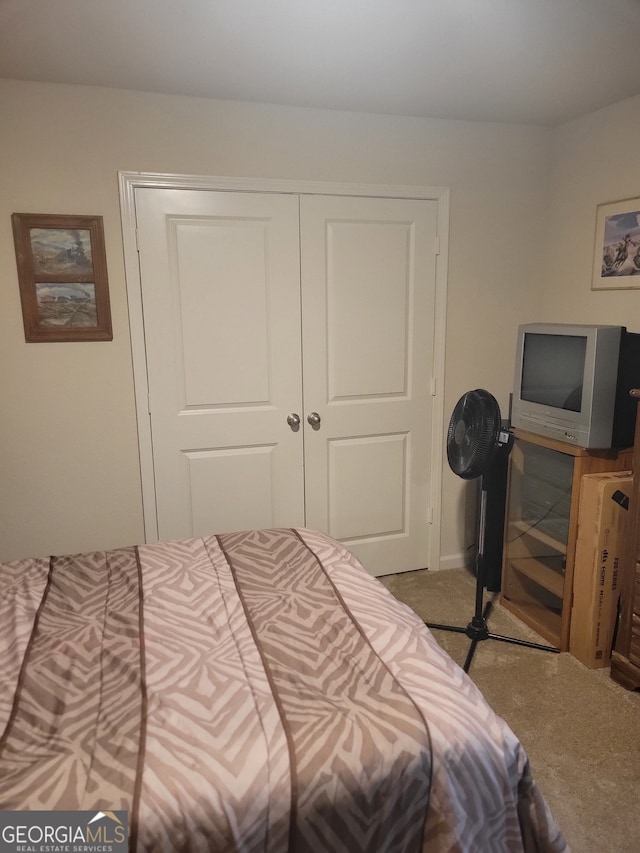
[511,323,640,449]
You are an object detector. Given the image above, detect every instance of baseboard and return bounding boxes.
[436,550,476,571]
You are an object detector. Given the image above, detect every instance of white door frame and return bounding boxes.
[118,171,449,571]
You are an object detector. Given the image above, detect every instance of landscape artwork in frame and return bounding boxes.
[11,213,113,341]
[591,197,640,290]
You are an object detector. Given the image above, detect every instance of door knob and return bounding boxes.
[287,413,301,431]
[307,411,321,429]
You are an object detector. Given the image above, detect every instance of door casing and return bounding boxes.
[119,171,449,572]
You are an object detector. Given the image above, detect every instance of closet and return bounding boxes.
[130,183,441,575]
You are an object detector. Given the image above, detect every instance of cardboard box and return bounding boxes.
[570,471,632,668]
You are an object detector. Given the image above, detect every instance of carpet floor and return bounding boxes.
[379,566,640,853]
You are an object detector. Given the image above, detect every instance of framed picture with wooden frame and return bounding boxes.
[11,213,113,342]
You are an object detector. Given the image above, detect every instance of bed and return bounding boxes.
[0,527,567,852]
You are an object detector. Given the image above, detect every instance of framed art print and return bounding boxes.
[591,197,640,290]
[12,213,113,341]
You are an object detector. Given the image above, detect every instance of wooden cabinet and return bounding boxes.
[501,429,632,650]
[611,390,640,690]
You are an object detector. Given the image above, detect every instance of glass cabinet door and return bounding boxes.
[502,438,574,645]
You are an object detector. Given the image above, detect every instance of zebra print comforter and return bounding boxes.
[0,528,566,852]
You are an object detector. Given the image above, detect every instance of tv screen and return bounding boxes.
[521,333,586,412]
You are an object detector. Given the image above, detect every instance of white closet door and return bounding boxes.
[299,195,438,574]
[135,188,304,540]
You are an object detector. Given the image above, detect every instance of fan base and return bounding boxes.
[427,598,559,673]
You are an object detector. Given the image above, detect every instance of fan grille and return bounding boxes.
[447,389,501,479]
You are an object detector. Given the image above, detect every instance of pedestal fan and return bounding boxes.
[427,389,560,673]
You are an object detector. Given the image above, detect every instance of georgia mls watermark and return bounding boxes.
[0,811,128,853]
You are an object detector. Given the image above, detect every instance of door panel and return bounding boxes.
[300,195,438,574]
[328,433,407,540]
[187,445,279,535]
[176,220,271,406]
[135,188,304,540]
[327,220,410,398]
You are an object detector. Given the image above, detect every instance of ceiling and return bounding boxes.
[2,0,640,126]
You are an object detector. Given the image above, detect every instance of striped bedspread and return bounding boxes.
[0,528,566,852]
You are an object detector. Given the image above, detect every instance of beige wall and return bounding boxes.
[0,79,551,564]
[542,94,640,325]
